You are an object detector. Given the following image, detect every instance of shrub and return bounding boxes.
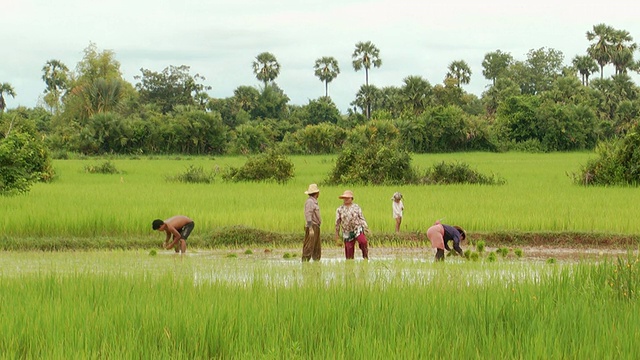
[84,161,120,174]
[419,161,505,185]
[571,126,640,186]
[166,165,216,184]
[326,121,415,185]
[0,131,54,195]
[223,149,294,184]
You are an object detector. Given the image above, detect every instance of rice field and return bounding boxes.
[1,152,639,240]
[0,250,638,359]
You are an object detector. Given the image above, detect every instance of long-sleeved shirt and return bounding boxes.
[304,196,321,227]
[442,224,463,255]
[335,204,368,239]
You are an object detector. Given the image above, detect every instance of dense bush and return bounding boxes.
[572,125,640,186]
[84,161,120,174]
[281,123,347,154]
[326,121,415,185]
[419,161,505,185]
[0,131,54,195]
[223,149,294,184]
[166,165,216,183]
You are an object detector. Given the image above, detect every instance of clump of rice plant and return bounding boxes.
[487,252,497,262]
[166,165,216,184]
[514,248,524,258]
[244,249,253,255]
[497,247,510,258]
[283,252,293,259]
[226,253,238,258]
[463,249,472,259]
[546,258,556,264]
[149,249,157,256]
[469,252,480,261]
[419,161,505,185]
[476,240,486,253]
[84,161,120,174]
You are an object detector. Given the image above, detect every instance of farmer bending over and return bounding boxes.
[426,220,465,261]
[152,215,194,254]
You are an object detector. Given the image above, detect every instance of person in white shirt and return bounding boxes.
[392,192,404,233]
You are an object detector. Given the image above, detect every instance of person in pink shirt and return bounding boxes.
[335,190,369,259]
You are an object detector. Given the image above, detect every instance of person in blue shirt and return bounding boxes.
[426,220,465,261]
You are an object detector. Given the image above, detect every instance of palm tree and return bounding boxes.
[587,23,615,80]
[572,55,599,86]
[0,83,17,113]
[314,57,340,97]
[446,60,472,88]
[352,41,382,87]
[252,52,280,88]
[401,75,432,115]
[610,29,637,75]
[351,84,380,119]
[42,59,70,114]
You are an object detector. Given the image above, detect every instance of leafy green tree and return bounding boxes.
[252,52,280,87]
[610,29,637,75]
[251,83,289,120]
[482,50,514,86]
[352,41,382,88]
[587,23,615,80]
[400,75,432,115]
[233,86,260,113]
[41,59,70,114]
[301,97,341,125]
[446,60,472,88]
[135,65,211,114]
[481,77,520,115]
[75,42,122,83]
[378,86,403,118]
[572,55,599,86]
[314,56,340,97]
[511,48,565,95]
[0,83,16,113]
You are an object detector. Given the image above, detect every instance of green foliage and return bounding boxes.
[476,240,486,253]
[223,150,294,184]
[0,128,54,195]
[487,251,497,262]
[497,247,510,257]
[135,65,211,114]
[244,249,253,255]
[547,258,557,264]
[573,126,640,186]
[326,120,415,185]
[149,249,157,256]
[419,161,505,185]
[469,251,480,261]
[514,248,524,258]
[281,123,347,154]
[608,253,639,300]
[84,161,120,174]
[166,165,216,184]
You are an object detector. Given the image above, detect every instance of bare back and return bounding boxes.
[164,215,193,229]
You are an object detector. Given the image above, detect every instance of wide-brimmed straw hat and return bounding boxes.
[338,190,354,199]
[304,183,320,195]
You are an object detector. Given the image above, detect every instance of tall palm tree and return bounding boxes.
[42,59,70,114]
[610,29,637,75]
[252,52,280,88]
[352,41,382,87]
[351,84,380,119]
[0,83,17,113]
[587,23,615,80]
[313,56,340,97]
[572,55,599,86]
[446,60,472,88]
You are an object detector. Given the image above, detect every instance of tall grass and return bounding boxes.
[0,252,638,358]
[1,153,639,239]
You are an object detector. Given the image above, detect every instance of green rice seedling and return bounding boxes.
[244,249,253,255]
[476,240,486,253]
[463,249,471,259]
[166,165,216,183]
[149,249,157,256]
[487,252,497,262]
[283,252,293,259]
[547,258,557,264]
[226,253,238,258]
[497,247,509,258]
[469,251,479,261]
[514,248,524,258]
[84,160,119,174]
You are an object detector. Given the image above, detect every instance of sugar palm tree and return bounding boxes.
[610,29,637,75]
[0,83,17,113]
[446,60,472,88]
[352,41,382,87]
[42,59,70,114]
[572,55,599,86]
[314,56,340,98]
[587,23,615,80]
[252,52,280,88]
[401,75,432,115]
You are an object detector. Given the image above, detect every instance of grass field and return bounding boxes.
[0,251,638,358]
[1,152,640,242]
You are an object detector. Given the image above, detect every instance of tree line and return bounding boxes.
[1,23,639,156]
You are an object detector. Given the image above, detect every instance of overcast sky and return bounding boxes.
[1,0,639,113]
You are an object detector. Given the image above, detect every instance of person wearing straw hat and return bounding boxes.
[303,184,322,261]
[335,190,369,259]
[391,192,404,233]
[426,219,465,261]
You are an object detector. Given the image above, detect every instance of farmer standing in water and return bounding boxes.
[152,215,194,254]
[426,220,465,261]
